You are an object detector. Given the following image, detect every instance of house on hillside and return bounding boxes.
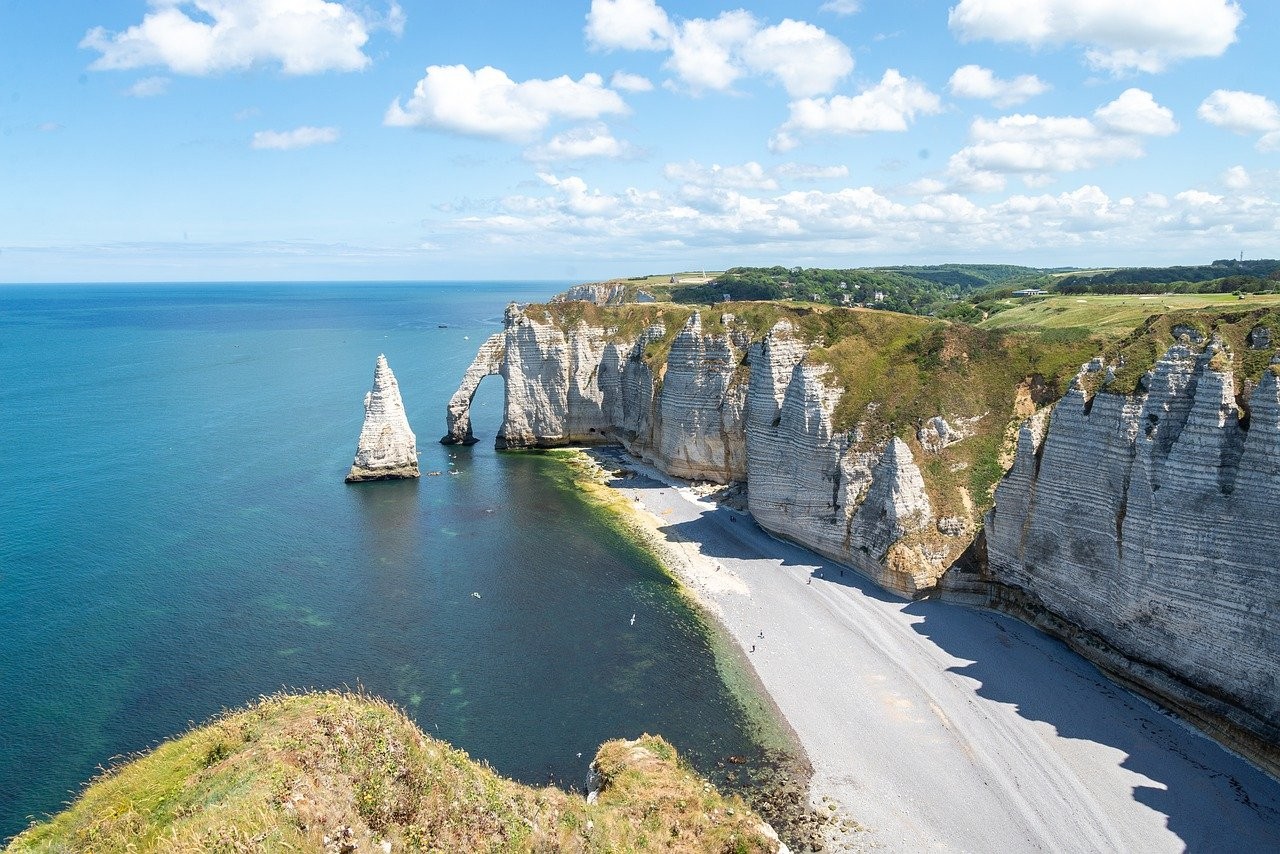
[1011,288,1048,297]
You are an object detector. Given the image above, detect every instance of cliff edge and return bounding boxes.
[7,692,785,853]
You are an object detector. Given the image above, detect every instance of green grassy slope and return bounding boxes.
[977,293,1280,337]
[8,693,779,854]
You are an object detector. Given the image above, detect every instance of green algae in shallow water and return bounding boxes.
[537,449,799,757]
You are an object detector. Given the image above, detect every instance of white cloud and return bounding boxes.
[82,0,400,76]
[1093,88,1178,136]
[440,174,1280,264]
[772,69,942,151]
[610,71,654,92]
[947,65,1048,108]
[535,173,623,216]
[126,76,170,97]
[948,0,1244,74]
[588,3,851,97]
[525,125,632,163]
[36,122,63,133]
[1197,89,1280,134]
[740,19,854,97]
[251,126,339,150]
[947,89,1177,188]
[1175,189,1224,206]
[385,65,627,142]
[1198,90,1280,151]
[664,10,758,93]
[820,1,861,15]
[585,0,673,51]
[1222,165,1251,189]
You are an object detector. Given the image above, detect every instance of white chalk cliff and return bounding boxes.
[443,305,941,594]
[346,354,419,482]
[971,340,1280,774]
[445,303,1280,776]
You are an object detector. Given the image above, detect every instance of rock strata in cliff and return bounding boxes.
[346,354,419,482]
[444,305,954,595]
[552,282,655,305]
[982,341,1280,774]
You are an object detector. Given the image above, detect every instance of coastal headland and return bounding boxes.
[442,271,1280,850]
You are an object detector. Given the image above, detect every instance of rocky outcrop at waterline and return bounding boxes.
[346,354,419,482]
[444,301,1280,778]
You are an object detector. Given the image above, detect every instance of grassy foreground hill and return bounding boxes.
[7,692,781,853]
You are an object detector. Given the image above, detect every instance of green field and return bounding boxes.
[977,293,1280,337]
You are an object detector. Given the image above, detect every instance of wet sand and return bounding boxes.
[591,449,1280,852]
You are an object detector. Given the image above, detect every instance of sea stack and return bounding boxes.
[346,354,419,482]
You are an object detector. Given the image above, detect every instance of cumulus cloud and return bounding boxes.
[251,125,339,150]
[739,19,855,98]
[385,65,627,142]
[82,0,402,76]
[947,89,1177,189]
[610,71,654,92]
[771,69,942,152]
[1222,165,1251,189]
[1197,89,1280,133]
[525,125,633,163]
[1198,89,1280,152]
[948,65,1048,108]
[664,10,758,93]
[585,2,852,97]
[126,76,170,97]
[586,0,673,51]
[1094,88,1178,135]
[948,0,1244,74]
[1175,189,1224,206]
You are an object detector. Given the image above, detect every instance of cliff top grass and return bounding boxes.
[8,692,779,854]
[977,292,1280,337]
[1099,306,1280,396]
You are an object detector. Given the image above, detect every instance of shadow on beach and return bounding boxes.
[899,597,1280,851]
[604,458,1280,851]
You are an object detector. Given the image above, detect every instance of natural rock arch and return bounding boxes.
[440,332,505,446]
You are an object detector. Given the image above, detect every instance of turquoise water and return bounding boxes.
[0,283,769,838]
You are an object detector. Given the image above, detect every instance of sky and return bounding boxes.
[2,0,1279,282]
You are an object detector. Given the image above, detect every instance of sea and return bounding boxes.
[0,282,778,839]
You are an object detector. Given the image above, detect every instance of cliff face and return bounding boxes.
[346,354,419,482]
[444,304,944,594]
[979,341,1280,771]
[445,302,1280,775]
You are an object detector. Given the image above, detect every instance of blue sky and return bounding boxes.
[2,0,1279,282]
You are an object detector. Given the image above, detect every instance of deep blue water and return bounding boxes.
[0,283,770,838]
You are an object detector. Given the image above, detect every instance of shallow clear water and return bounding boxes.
[0,283,769,837]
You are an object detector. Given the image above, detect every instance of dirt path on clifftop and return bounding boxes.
[594,451,1280,853]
